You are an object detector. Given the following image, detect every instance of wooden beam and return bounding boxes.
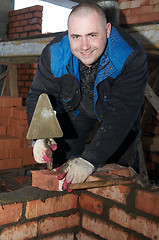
[0,56,39,65]
[0,70,8,81]
[8,65,18,97]
[141,66,159,130]
[1,71,10,96]
[145,83,159,114]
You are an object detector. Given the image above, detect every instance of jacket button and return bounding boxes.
[76,90,79,94]
[109,66,112,70]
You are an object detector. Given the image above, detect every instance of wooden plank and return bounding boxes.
[141,66,159,130]
[145,83,159,114]
[0,56,39,65]
[8,65,18,97]
[0,70,8,81]
[1,71,10,96]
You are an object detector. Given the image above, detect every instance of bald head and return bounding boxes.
[68,3,107,31]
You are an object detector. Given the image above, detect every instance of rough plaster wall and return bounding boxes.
[0,0,14,40]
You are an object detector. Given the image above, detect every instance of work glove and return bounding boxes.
[57,157,94,191]
[33,138,57,164]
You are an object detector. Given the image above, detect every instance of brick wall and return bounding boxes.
[8,5,43,105]
[0,96,36,169]
[17,63,38,104]
[119,0,159,25]
[8,5,43,40]
[0,165,158,239]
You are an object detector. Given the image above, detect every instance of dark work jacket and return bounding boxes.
[26,24,148,167]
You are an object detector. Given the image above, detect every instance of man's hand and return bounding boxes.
[57,157,94,190]
[33,138,57,163]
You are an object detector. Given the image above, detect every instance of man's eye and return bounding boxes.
[90,34,96,38]
[72,36,79,39]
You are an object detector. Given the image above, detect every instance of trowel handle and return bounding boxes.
[45,138,53,171]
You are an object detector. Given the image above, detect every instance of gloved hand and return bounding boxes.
[33,138,57,164]
[57,157,94,191]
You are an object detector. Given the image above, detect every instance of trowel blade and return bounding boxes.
[26,93,63,140]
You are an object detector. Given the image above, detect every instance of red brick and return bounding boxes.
[76,231,97,240]
[20,138,31,148]
[138,12,159,22]
[22,148,36,165]
[20,7,30,14]
[154,3,159,12]
[31,24,42,31]
[130,7,141,16]
[25,194,77,219]
[23,25,32,32]
[0,116,11,126]
[140,5,153,14]
[0,158,22,170]
[26,68,37,74]
[140,0,150,6]
[32,170,65,191]
[25,13,33,19]
[109,205,159,239]
[2,107,13,117]
[79,193,103,215]
[16,14,25,21]
[25,81,32,87]
[33,11,42,18]
[30,5,43,12]
[38,213,80,235]
[29,31,41,36]
[128,233,143,240]
[88,185,131,205]
[0,136,21,149]
[19,33,28,38]
[10,118,27,127]
[0,149,9,159]
[97,164,132,177]
[10,33,20,39]
[12,107,26,119]
[39,233,74,240]
[9,148,22,159]
[17,68,26,74]
[7,125,27,137]
[0,97,22,107]
[8,28,16,34]
[15,26,24,33]
[0,203,22,225]
[12,21,20,27]
[9,16,17,22]
[82,213,129,240]
[0,125,6,135]
[20,19,28,26]
[0,222,37,239]
[29,18,42,25]
[135,190,159,217]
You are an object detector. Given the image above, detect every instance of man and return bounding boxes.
[26,3,148,190]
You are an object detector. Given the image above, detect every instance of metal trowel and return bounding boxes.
[26,93,63,170]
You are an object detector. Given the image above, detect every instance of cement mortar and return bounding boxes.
[0,186,63,205]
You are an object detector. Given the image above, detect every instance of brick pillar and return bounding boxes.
[8,5,43,40]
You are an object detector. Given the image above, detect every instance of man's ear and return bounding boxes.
[106,23,111,39]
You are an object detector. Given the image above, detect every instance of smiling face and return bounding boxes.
[68,10,111,67]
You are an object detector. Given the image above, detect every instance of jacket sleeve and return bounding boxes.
[81,49,148,166]
[26,43,60,126]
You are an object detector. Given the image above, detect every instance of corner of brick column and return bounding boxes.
[32,170,64,191]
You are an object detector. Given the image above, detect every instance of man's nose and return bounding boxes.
[81,37,90,50]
